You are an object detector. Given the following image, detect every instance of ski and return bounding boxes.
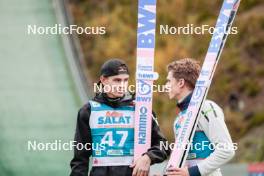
[166,0,241,169]
[134,0,158,161]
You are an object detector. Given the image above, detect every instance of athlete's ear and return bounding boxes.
[100,76,108,85]
[178,78,185,88]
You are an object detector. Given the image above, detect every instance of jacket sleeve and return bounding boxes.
[188,100,235,176]
[144,111,170,165]
[70,103,92,176]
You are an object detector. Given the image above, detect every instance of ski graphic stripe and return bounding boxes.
[166,0,241,169]
[134,0,158,161]
[137,49,155,59]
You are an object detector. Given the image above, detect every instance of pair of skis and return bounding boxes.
[134,0,241,170]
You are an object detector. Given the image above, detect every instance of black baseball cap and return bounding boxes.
[100,59,129,77]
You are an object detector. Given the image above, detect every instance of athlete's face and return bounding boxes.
[100,74,129,98]
[165,71,185,100]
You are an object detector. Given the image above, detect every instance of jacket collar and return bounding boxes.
[177,92,193,111]
[93,92,134,108]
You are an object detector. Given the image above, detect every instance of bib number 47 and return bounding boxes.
[101,131,128,147]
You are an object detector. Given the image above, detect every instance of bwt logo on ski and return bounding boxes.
[98,111,131,125]
[193,86,203,100]
[138,106,148,144]
[137,0,156,49]
[136,96,151,102]
[208,0,234,53]
[137,79,152,96]
[196,80,206,86]
[136,79,152,102]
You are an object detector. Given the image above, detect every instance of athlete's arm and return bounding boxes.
[70,103,92,176]
[132,112,170,176]
[189,100,235,176]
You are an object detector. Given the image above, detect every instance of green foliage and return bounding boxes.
[250,110,264,127]
[240,78,261,97]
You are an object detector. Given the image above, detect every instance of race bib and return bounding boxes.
[89,101,135,166]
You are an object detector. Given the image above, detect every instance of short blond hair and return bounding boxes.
[167,58,201,89]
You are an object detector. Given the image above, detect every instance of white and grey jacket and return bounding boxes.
[175,93,235,176]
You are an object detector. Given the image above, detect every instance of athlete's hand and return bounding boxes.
[165,167,189,176]
[130,154,151,176]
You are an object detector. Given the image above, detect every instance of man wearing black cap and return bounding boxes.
[70,59,169,176]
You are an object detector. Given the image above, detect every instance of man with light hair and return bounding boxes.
[165,58,235,176]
